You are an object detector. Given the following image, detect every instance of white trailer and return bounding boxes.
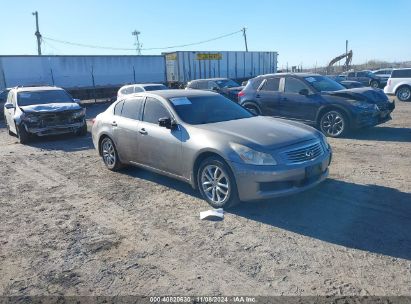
[164,51,278,84]
[0,55,166,90]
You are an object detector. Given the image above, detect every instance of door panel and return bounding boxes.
[257,78,282,116]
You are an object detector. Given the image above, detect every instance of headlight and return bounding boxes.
[319,132,331,151]
[72,108,86,119]
[348,100,375,110]
[22,114,39,123]
[230,143,277,165]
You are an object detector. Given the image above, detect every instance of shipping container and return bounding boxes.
[0,55,166,90]
[164,51,278,84]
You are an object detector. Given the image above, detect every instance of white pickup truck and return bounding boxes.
[384,68,411,101]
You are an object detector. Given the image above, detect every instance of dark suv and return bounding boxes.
[186,78,243,101]
[238,73,395,137]
[344,70,384,88]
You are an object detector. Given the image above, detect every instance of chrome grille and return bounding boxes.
[284,142,323,163]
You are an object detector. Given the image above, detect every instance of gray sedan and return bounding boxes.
[92,90,332,209]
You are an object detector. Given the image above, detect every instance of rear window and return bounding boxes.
[121,97,144,120]
[260,78,280,92]
[251,78,264,89]
[143,85,167,91]
[391,69,411,78]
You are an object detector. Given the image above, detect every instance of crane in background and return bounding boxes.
[327,50,353,74]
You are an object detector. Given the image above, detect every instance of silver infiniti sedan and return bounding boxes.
[92,90,332,209]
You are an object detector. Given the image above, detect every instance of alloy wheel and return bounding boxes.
[102,138,116,167]
[201,165,230,205]
[321,111,345,137]
[397,87,411,101]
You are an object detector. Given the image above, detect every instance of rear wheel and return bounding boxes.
[243,103,261,115]
[100,137,123,171]
[396,86,411,101]
[370,80,379,89]
[197,156,240,209]
[319,110,348,138]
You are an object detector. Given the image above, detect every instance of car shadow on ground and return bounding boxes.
[230,178,411,261]
[119,166,201,198]
[26,132,94,152]
[347,126,411,142]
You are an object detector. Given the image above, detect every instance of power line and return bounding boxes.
[42,29,243,51]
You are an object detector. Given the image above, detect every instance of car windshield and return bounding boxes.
[17,90,74,106]
[143,85,167,91]
[305,76,346,92]
[215,79,240,88]
[169,95,253,125]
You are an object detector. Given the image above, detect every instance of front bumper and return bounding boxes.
[351,102,395,129]
[229,151,332,201]
[26,121,85,136]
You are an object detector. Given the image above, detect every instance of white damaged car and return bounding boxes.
[4,86,87,144]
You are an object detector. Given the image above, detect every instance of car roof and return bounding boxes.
[189,78,231,82]
[134,89,218,99]
[13,86,64,93]
[122,83,164,88]
[258,72,321,78]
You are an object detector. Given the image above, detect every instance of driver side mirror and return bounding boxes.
[158,117,175,130]
[4,103,15,109]
[299,88,309,96]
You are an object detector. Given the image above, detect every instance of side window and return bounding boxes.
[121,97,144,120]
[208,81,218,89]
[197,81,208,90]
[113,100,124,116]
[134,86,143,93]
[260,78,280,91]
[357,72,366,77]
[348,72,355,77]
[142,97,170,124]
[284,78,310,94]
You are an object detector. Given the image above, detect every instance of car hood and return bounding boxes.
[323,87,388,103]
[19,103,81,113]
[194,116,319,150]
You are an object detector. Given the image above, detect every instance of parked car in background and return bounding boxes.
[238,73,395,137]
[4,86,87,144]
[92,90,331,209]
[384,68,411,101]
[0,88,11,118]
[344,70,384,88]
[185,78,243,102]
[117,83,168,100]
[372,68,393,78]
[327,75,364,89]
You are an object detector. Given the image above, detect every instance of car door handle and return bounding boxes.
[111,121,117,127]
[139,128,148,135]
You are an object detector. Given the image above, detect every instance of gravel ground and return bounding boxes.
[0,101,410,297]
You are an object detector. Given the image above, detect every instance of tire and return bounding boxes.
[197,156,240,209]
[100,137,123,171]
[76,123,88,136]
[319,110,348,138]
[243,103,261,115]
[370,80,379,89]
[396,86,411,102]
[16,124,30,144]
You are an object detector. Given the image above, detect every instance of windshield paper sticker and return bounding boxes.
[305,77,317,83]
[170,97,192,106]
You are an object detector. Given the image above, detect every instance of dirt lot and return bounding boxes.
[1,100,410,297]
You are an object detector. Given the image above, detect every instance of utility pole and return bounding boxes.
[132,30,142,55]
[32,11,42,55]
[242,27,248,52]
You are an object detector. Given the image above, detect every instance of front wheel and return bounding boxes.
[100,137,123,171]
[319,110,348,138]
[396,86,411,101]
[370,80,379,89]
[17,124,30,144]
[197,156,239,209]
